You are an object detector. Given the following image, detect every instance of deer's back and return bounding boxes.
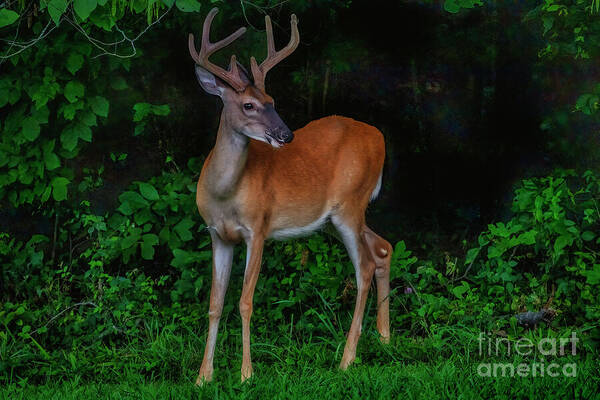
[240,115,385,233]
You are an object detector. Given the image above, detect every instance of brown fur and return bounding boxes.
[196,115,385,239]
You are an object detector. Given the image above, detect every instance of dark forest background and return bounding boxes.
[1,0,599,391]
[2,0,599,251]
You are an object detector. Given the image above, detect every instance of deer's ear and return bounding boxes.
[195,66,227,97]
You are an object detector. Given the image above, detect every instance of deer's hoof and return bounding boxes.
[379,335,390,344]
[241,365,254,383]
[339,356,355,371]
[196,369,213,386]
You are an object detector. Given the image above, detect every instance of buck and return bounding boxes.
[189,8,393,384]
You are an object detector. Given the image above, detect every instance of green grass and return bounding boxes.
[1,356,597,399]
[2,323,598,399]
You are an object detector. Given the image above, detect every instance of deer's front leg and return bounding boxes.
[196,233,234,386]
[239,235,265,382]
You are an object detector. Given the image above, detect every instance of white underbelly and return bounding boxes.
[269,213,329,240]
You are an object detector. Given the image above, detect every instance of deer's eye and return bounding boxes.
[243,103,254,110]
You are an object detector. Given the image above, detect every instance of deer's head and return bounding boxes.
[189,8,299,148]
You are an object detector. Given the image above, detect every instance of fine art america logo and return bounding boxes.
[477,332,578,378]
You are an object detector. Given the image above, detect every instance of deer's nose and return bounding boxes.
[280,130,294,143]
[272,126,293,143]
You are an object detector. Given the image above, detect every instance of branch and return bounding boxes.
[0,3,172,61]
[453,248,479,283]
[32,301,98,334]
[240,0,294,32]
[0,20,56,62]
[62,5,173,59]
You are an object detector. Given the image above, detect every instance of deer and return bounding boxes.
[188,8,393,384]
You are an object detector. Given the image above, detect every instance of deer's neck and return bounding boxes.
[204,113,249,199]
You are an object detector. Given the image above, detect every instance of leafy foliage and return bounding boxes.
[2,169,600,382]
[1,0,599,388]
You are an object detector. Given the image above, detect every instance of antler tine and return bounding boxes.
[188,7,248,92]
[250,14,300,91]
[265,15,276,58]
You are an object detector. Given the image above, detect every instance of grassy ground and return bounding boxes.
[1,357,597,399]
[1,325,598,399]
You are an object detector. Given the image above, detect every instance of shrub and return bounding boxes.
[2,169,600,382]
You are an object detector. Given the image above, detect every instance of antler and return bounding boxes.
[250,14,300,92]
[188,8,248,92]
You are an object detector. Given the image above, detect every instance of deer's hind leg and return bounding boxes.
[331,212,376,370]
[362,226,392,343]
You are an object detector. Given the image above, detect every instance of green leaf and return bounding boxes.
[465,248,479,265]
[42,139,55,154]
[80,110,97,126]
[141,234,159,260]
[60,126,77,150]
[159,227,170,243]
[553,235,571,255]
[443,0,481,13]
[121,228,142,250]
[542,16,554,36]
[582,231,595,241]
[119,191,148,206]
[133,123,145,136]
[575,94,599,115]
[51,177,70,201]
[89,9,115,31]
[516,229,537,245]
[133,208,152,225]
[444,0,461,13]
[117,191,149,215]
[116,201,133,216]
[174,218,195,241]
[487,245,505,259]
[78,123,92,142]
[62,100,84,120]
[175,0,200,12]
[66,53,84,75]
[133,103,151,122]
[171,249,194,268]
[41,185,52,202]
[139,182,160,201]
[47,0,68,25]
[110,76,128,90]
[32,105,50,124]
[60,123,91,150]
[22,117,40,141]
[162,0,175,7]
[0,8,19,28]
[44,152,61,170]
[74,0,97,21]
[89,96,109,117]
[140,242,154,259]
[152,104,170,116]
[452,282,471,299]
[131,0,146,13]
[582,265,600,285]
[64,81,85,103]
